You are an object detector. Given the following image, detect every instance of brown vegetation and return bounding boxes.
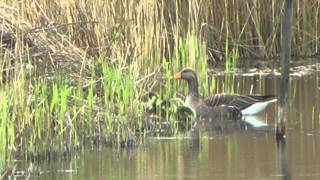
[1,0,320,82]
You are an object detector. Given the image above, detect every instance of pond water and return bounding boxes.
[3,63,320,180]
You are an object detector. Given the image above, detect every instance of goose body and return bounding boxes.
[204,94,277,115]
[173,68,277,129]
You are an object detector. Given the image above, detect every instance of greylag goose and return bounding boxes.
[173,68,277,134]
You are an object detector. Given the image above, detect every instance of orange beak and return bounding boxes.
[173,72,182,80]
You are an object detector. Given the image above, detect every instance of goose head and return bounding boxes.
[173,68,199,97]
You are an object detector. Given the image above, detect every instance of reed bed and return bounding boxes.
[0,0,319,162]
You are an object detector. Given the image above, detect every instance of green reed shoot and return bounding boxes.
[224,41,238,93]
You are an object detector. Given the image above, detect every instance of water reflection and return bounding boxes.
[242,116,268,128]
[277,139,291,180]
[6,130,320,180]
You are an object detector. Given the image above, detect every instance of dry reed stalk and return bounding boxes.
[1,0,320,78]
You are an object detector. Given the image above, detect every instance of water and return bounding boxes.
[3,66,320,180]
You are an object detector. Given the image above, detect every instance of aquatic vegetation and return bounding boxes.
[0,0,319,164]
[0,62,145,160]
[224,42,238,94]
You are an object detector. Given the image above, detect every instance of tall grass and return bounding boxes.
[0,62,143,162]
[2,0,319,68]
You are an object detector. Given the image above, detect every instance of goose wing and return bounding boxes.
[204,94,276,110]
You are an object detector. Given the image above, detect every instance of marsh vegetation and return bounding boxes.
[0,0,319,169]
